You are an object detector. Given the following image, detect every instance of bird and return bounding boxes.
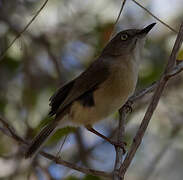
[25,23,156,158]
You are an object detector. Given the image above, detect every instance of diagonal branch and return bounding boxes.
[110,0,127,40]
[0,115,27,144]
[0,115,111,178]
[0,0,49,60]
[119,22,183,179]
[41,151,112,178]
[131,0,178,33]
[129,60,183,103]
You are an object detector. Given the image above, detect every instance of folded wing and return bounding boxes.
[49,59,109,116]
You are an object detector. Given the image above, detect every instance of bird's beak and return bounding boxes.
[137,23,156,36]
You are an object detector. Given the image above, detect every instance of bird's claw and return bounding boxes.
[123,100,133,113]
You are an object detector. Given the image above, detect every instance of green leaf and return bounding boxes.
[2,56,20,72]
[22,87,38,110]
[36,116,53,130]
[47,126,76,144]
[177,49,183,60]
[33,116,76,145]
[0,99,6,114]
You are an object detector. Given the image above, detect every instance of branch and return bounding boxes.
[129,81,157,102]
[167,60,183,77]
[113,107,128,180]
[0,0,49,60]
[114,0,127,27]
[129,60,183,103]
[119,22,183,179]
[110,0,127,41]
[0,115,111,178]
[0,115,27,144]
[131,0,178,33]
[40,151,112,178]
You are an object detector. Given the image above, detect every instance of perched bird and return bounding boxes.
[25,23,156,158]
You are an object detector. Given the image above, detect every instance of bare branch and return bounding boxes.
[0,115,27,144]
[129,60,183,103]
[119,22,183,179]
[131,0,178,33]
[0,0,49,60]
[113,107,128,180]
[114,0,127,27]
[0,115,111,178]
[110,0,127,39]
[40,151,112,178]
[130,81,157,102]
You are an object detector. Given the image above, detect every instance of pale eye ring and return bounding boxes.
[121,34,128,41]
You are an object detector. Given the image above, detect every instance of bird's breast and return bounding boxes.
[94,63,137,116]
[69,60,138,126]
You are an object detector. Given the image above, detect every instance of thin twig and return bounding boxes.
[119,22,183,179]
[0,0,49,60]
[110,0,127,39]
[131,0,178,33]
[129,60,183,103]
[114,0,127,27]
[56,135,67,157]
[129,81,157,102]
[111,0,126,37]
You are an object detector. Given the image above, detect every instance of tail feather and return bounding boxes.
[25,122,57,158]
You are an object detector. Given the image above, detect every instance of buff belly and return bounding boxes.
[68,64,138,126]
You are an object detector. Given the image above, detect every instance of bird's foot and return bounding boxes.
[123,100,133,113]
[110,140,127,154]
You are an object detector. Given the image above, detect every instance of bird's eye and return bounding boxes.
[121,34,128,41]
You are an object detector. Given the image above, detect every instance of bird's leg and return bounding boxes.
[85,125,126,154]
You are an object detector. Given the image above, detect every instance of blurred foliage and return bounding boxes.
[0,0,183,180]
[83,175,101,180]
[178,49,183,60]
[47,127,76,145]
[66,175,101,180]
[66,176,80,180]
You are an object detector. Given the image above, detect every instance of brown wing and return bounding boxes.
[49,58,109,116]
[49,79,75,116]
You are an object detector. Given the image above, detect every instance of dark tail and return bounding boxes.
[25,122,57,158]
